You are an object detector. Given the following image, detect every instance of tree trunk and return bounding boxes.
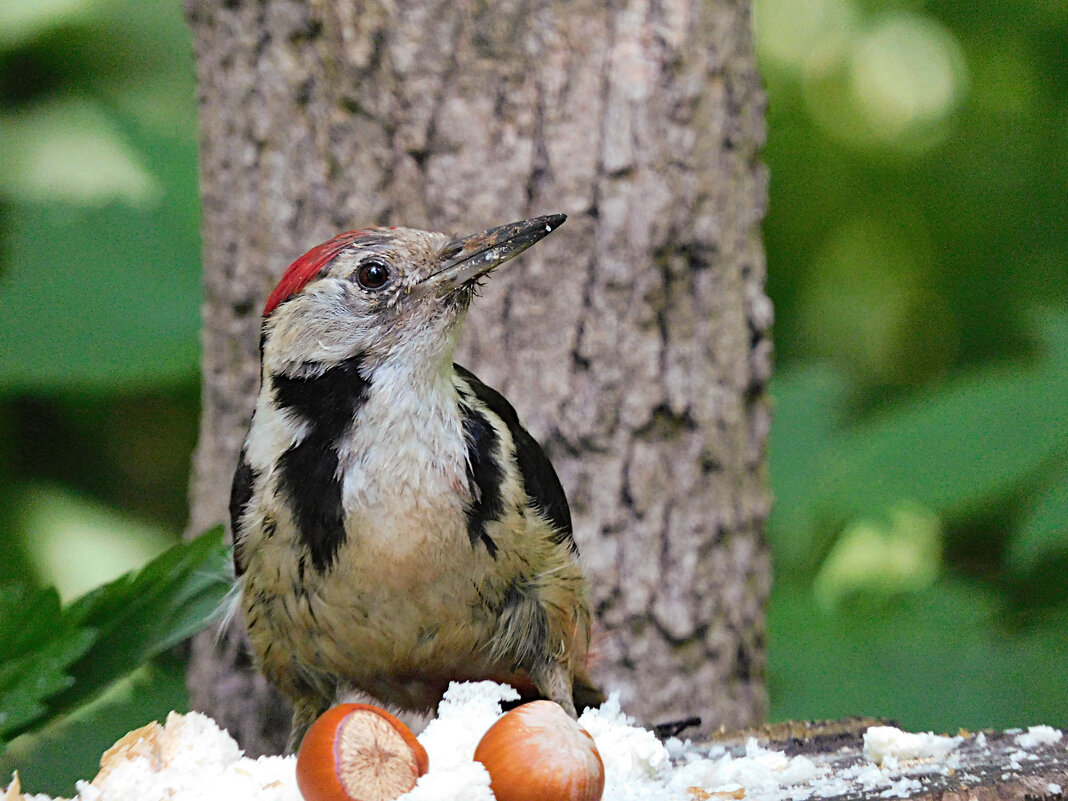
[185,0,771,756]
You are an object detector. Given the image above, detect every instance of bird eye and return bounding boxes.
[355,258,391,290]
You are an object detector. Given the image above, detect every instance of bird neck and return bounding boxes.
[334,355,471,540]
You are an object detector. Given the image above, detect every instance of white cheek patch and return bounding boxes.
[244,387,309,474]
[263,283,384,375]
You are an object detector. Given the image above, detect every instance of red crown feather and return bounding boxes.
[263,230,370,317]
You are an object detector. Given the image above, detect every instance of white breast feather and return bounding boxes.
[337,358,470,552]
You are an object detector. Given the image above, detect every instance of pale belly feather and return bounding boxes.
[241,425,521,708]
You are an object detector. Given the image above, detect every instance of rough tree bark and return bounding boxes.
[184,0,771,756]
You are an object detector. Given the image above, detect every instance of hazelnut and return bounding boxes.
[473,700,605,801]
[296,704,428,801]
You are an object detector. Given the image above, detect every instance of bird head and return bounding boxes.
[259,214,566,378]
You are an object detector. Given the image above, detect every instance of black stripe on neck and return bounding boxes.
[229,448,257,577]
[273,356,369,573]
[461,403,504,558]
[454,364,574,551]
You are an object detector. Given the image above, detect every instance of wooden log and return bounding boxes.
[699,718,1067,801]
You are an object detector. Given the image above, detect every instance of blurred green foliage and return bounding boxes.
[0,0,1064,792]
[0,0,201,577]
[0,529,231,794]
[0,0,204,791]
[756,0,1068,729]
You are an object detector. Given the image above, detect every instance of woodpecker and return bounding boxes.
[229,214,603,751]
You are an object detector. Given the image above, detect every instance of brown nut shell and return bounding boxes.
[473,700,605,801]
[296,703,429,801]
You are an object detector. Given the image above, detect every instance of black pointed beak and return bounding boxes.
[425,214,566,294]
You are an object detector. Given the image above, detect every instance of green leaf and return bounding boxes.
[49,528,232,717]
[768,578,1068,731]
[814,357,1068,526]
[0,0,98,47]
[0,631,98,742]
[0,0,204,389]
[0,656,188,797]
[0,92,202,395]
[0,193,202,394]
[770,312,1068,583]
[767,364,851,575]
[1007,468,1068,574]
[1031,308,1068,372]
[16,482,176,603]
[0,529,231,743]
[812,502,942,610]
[0,98,162,206]
[0,585,95,741]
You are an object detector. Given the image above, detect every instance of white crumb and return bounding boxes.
[410,681,518,774]
[879,776,922,798]
[666,738,824,801]
[863,726,963,766]
[579,694,669,795]
[399,761,493,801]
[75,711,301,801]
[396,681,513,801]
[5,687,1063,801]
[1015,725,1063,749]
